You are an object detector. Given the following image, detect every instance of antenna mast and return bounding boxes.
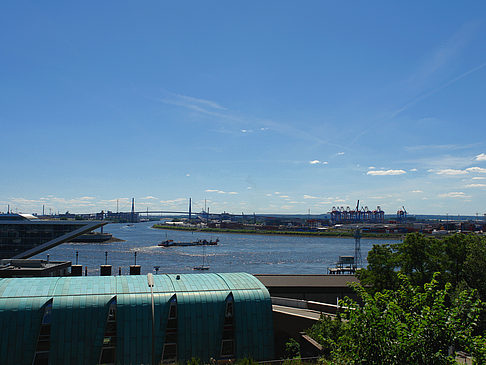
[354,227,362,271]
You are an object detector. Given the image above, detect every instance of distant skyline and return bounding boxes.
[2,1,486,215]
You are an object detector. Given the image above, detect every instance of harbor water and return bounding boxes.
[33,221,399,275]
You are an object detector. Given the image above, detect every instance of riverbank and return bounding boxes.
[152,224,404,239]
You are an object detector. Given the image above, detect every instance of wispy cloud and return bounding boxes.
[160,198,186,204]
[466,167,486,173]
[438,192,471,198]
[367,169,406,176]
[393,61,486,118]
[309,160,328,165]
[142,196,158,200]
[405,144,474,152]
[412,190,423,193]
[430,167,486,175]
[393,22,482,118]
[431,169,469,176]
[410,22,478,86]
[205,189,238,195]
[475,153,486,161]
[156,90,335,146]
[303,195,318,199]
[465,183,486,188]
[172,93,226,110]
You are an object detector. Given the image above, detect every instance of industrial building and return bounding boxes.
[0,272,274,365]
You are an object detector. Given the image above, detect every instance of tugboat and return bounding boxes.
[158,238,219,247]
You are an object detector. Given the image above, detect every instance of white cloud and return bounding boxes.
[412,190,423,193]
[432,169,468,175]
[241,129,248,133]
[265,193,272,197]
[186,173,190,177]
[309,160,328,165]
[142,196,157,200]
[205,189,238,195]
[472,177,486,180]
[370,195,393,199]
[368,166,376,170]
[475,153,486,161]
[303,195,318,199]
[274,192,281,195]
[337,152,345,156]
[465,184,486,188]
[367,169,406,176]
[466,167,486,173]
[279,195,289,198]
[160,198,186,204]
[438,192,471,198]
[410,168,418,172]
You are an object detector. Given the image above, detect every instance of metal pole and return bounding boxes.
[105,251,108,265]
[147,273,155,365]
[76,251,78,265]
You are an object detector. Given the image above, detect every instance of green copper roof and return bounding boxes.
[0,273,274,364]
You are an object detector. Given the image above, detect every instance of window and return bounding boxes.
[162,295,177,363]
[220,293,235,358]
[99,297,117,365]
[32,299,53,365]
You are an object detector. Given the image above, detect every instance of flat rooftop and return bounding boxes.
[254,274,359,288]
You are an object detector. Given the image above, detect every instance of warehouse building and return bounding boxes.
[0,272,274,364]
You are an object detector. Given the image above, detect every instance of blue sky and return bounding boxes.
[1,1,486,216]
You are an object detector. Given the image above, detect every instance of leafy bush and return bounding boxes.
[308,273,485,364]
[284,338,301,359]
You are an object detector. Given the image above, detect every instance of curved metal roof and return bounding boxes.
[0,273,273,364]
[0,272,268,298]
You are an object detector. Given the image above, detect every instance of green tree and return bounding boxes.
[396,233,443,287]
[326,274,485,364]
[356,243,399,293]
[306,314,348,355]
[284,338,301,359]
[358,233,486,298]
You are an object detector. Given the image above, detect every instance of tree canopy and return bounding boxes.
[357,233,486,299]
[308,274,486,364]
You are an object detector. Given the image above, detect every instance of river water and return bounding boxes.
[33,221,399,275]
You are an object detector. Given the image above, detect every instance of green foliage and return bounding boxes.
[234,358,259,365]
[309,274,485,364]
[186,357,202,365]
[357,233,486,301]
[356,243,399,293]
[284,338,301,359]
[306,314,348,355]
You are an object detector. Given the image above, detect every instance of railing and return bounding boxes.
[271,297,341,314]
